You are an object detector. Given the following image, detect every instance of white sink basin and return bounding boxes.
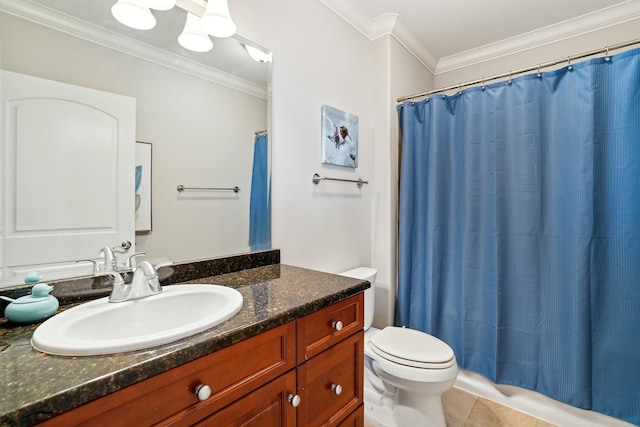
[31,285,243,356]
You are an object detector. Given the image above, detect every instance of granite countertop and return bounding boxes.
[0,264,369,426]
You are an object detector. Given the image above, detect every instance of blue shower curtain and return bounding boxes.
[397,48,640,424]
[249,133,271,251]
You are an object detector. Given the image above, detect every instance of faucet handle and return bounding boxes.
[76,259,100,273]
[94,271,128,302]
[125,252,146,269]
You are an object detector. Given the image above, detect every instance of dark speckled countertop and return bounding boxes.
[0,262,369,426]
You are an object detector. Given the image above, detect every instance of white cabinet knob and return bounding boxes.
[331,320,343,331]
[195,384,212,401]
[331,384,343,395]
[288,393,301,407]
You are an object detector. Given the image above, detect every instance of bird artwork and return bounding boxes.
[321,105,358,168]
[327,118,352,149]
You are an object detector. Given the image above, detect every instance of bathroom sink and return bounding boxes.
[31,285,243,356]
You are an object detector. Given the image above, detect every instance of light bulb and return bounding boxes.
[178,13,213,52]
[200,0,237,38]
[111,0,156,30]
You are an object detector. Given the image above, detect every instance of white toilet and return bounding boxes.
[340,267,458,427]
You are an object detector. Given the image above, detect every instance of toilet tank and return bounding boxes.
[339,267,377,330]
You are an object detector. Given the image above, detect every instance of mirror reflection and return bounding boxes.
[0,0,271,288]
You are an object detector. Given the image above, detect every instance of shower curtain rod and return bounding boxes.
[397,38,640,103]
[255,129,267,136]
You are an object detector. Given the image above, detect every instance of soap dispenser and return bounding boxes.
[1,283,59,324]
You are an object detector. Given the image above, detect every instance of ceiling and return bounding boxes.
[323,0,640,73]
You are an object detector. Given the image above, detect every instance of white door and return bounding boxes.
[0,70,135,284]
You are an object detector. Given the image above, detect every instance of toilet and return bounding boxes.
[340,267,458,427]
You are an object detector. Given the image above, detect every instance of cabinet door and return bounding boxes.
[195,371,297,427]
[297,331,364,427]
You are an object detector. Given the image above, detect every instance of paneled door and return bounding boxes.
[0,70,135,284]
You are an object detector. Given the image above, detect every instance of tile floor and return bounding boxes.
[363,387,557,427]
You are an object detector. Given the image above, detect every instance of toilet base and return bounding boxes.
[364,376,447,427]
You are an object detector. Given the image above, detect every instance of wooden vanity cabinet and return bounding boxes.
[296,295,364,426]
[37,293,364,427]
[38,323,296,427]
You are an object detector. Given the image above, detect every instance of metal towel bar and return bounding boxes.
[312,173,368,189]
[177,185,240,193]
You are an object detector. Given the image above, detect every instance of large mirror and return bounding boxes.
[0,0,271,288]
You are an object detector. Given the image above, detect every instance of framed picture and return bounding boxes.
[135,141,152,232]
[321,105,358,168]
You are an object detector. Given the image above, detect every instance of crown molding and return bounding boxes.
[435,1,640,74]
[320,0,640,77]
[318,0,375,40]
[385,17,439,72]
[0,0,267,99]
[319,0,437,73]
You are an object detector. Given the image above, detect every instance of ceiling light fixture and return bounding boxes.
[178,13,214,52]
[200,0,237,38]
[111,0,237,52]
[111,0,157,30]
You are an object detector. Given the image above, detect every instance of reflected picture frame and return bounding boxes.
[135,141,152,232]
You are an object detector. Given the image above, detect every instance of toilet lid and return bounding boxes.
[369,327,456,369]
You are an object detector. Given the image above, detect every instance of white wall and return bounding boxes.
[231,0,375,273]
[371,35,434,326]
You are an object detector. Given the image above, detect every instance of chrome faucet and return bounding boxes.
[99,247,118,271]
[106,260,173,303]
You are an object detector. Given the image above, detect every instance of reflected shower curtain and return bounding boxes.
[397,48,640,424]
[249,133,271,251]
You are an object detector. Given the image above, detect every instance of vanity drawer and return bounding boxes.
[297,293,364,361]
[297,331,364,427]
[38,322,295,427]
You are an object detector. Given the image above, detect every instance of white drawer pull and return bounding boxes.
[331,320,343,331]
[288,393,301,407]
[331,383,343,395]
[195,384,212,401]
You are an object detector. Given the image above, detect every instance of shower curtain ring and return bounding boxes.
[604,46,611,62]
[508,71,512,85]
[567,56,573,71]
[481,78,486,91]
[458,83,462,95]
[537,64,542,78]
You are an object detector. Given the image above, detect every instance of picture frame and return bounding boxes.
[135,141,152,232]
[321,105,358,168]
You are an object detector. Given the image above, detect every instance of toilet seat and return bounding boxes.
[370,327,456,369]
